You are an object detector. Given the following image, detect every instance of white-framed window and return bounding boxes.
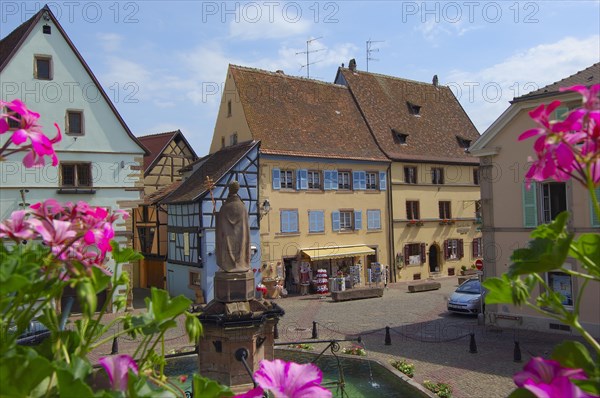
[406,201,420,220]
[366,172,378,190]
[431,167,444,184]
[367,210,381,230]
[338,171,351,190]
[308,170,321,190]
[444,239,464,260]
[472,237,483,258]
[280,170,294,189]
[280,209,298,233]
[340,211,353,230]
[332,210,361,231]
[541,182,567,223]
[403,243,425,265]
[404,166,417,184]
[439,201,451,219]
[308,210,324,233]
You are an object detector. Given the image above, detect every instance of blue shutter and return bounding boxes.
[332,211,340,231]
[324,170,332,190]
[318,211,324,232]
[522,182,538,227]
[280,210,288,232]
[354,210,362,230]
[291,210,298,232]
[299,169,308,190]
[367,210,380,230]
[310,210,324,232]
[375,210,381,229]
[309,211,315,232]
[272,168,281,190]
[353,171,366,190]
[591,187,600,227]
[331,170,338,190]
[379,171,387,191]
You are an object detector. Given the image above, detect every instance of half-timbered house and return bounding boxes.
[162,140,260,303]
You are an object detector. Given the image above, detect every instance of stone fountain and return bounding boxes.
[197,181,284,393]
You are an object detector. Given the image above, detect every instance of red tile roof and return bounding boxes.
[144,180,182,205]
[337,68,480,164]
[229,65,388,162]
[513,62,600,103]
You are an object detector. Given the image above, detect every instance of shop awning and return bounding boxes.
[301,246,375,261]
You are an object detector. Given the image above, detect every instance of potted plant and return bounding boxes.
[460,265,477,276]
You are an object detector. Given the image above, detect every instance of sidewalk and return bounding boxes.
[89,280,578,398]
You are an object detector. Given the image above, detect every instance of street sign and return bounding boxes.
[475,259,484,271]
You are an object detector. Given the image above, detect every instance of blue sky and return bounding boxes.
[2,1,599,156]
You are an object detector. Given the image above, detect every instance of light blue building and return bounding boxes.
[162,141,261,303]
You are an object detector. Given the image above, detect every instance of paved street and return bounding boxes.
[90,278,577,398]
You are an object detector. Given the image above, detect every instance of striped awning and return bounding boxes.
[301,246,375,261]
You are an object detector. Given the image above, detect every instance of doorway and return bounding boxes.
[429,244,439,273]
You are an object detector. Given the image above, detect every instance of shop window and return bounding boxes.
[404,166,417,184]
[547,271,573,307]
[444,239,464,260]
[280,210,298,233]
[406,201,420,220]
[403,243,426,265]
[439,201,451,219]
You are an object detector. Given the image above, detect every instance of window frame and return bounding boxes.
[339,210,353,231]
[280,169,294,190]
[473,167,480,185]
[546,269,574,308]
[307,170,321,190]
[229,133,238,146]
[431,167,444,184]
[540,182,567,224]
[404,166,417,184]
[60,162,93,188]
[338,170,352,190]
[34,55,52,80]
[439,201,452,219]
[445,238,464,260]
[366,171,378,190]
[406,200,420,220]
[66,110,84,136]
[227,100,232,117]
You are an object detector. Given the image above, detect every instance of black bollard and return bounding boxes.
[514,341,522,362]
[274,323,279,340]
[385,326,392,346]
[469,333,477,353]
[311,321,318,339]
[111,336,119,355]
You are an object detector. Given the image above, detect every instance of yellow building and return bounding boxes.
[335,63,482,281]
[470,63,599,336]
[210,65,391,291]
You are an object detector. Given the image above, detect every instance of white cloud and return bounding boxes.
[96,33,122,52]
[228,8,311,40]
[416,18,480,43]
[445,35,600,133]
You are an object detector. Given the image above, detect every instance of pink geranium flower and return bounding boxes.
[235,359,332,398]
[514,357,592,398]
[0,210,34,241]
[98,354,138,392]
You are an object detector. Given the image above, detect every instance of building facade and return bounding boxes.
[0,7,147,308]
[335,64,482,282]
[470,63,600,336]
[209,65,391,293]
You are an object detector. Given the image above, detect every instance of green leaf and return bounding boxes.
[192,375,234,398]
[0,351,54,396]
[147,288,192,325]
[0,274,29,294]
[77,279,97,318]
[569,233,600,278]
[508,388,536,398]
[110,240,144,264]
[551,341,596,375]
[509,233,573,276]
[56,367,95,397]
[573,379,600,396]
[185,314,203,343]
[530,211,569,240]
[483,274,532,305]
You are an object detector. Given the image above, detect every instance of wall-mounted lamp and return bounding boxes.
[259,199,271,220]
[120,160,125,169]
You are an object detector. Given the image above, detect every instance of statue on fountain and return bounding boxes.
[215,181,250,273]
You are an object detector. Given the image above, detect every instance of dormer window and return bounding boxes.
[456,135,472,150]
[392,128,408,144]
[407,102,421,116]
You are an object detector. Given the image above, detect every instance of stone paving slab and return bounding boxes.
[85,280,582,398]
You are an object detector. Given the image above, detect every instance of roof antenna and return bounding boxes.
[297,37,326,78]
[366,39,384,72]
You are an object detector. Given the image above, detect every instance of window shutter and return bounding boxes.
[472,239,477,258]
[404,244,410,265]
[332,211,340,231]
[420,243,426,264]
[458,239,464,259]
[353,171,361,190]
[324,170,331,190]
[591,186,600,227]
[555,106,569,121]
[318,211,324,232]
[280,210,288,232]
[291,210,298,232]
[443,240,449,260]
[522,182,538,227]
[272,168,281,190]
[331,170,338,190]
[379,171,387,190]
[309,211,315,232]
[354,210,362,230]
[297,169,308,190]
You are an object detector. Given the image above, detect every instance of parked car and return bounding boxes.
[447,278,484,315]
[15,320,50,346]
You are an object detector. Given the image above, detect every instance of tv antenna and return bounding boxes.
[297,36,326,78]
[366,39,384,72]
